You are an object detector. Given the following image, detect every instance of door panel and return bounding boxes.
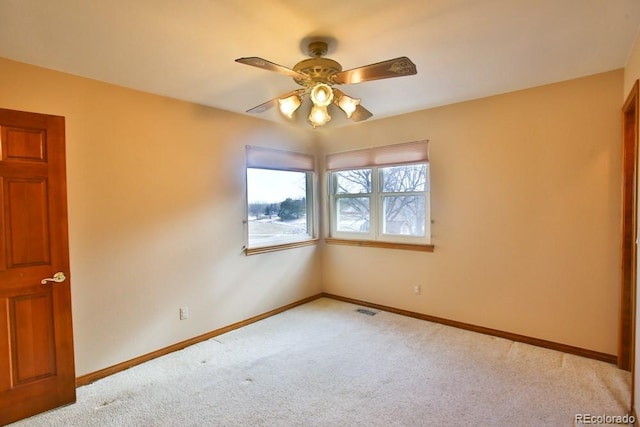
[2,126,47,162]
[11,291,57,384]
[7,178,51,267]
[0,108,75,425]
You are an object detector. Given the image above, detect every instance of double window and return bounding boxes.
[244,141,430,254]
[245,146,317,253]
[327,141,430,246]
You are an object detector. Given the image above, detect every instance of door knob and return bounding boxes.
[41,272,66,285]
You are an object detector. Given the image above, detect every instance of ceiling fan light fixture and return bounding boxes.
[278,94,302,118]
[236,39,417,128]
[336,93,360,118]
[308,105,331,128]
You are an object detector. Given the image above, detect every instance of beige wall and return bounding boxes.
[626,35,640,96]
[0,57,322,376]
[317,70,623,355]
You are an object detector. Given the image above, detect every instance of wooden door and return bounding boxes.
[0,108,75,425]
[620,81,639,374]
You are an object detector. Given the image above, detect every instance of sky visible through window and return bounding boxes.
[247,168,306,203]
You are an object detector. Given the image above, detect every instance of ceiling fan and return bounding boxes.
[235,40,417,128]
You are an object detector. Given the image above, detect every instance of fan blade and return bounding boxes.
[235,57,309,80]
[246,98,277,114]
[246,89,305,114]
[350,105,373,122]
[332,57,417,85]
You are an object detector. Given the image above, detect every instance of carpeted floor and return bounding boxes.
[10,298,632,426]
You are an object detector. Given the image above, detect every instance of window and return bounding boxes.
[245,146,317,253]
[327,141,431,248]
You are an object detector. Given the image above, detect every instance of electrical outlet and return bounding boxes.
[179,306,189,320]
[413,285,421,295]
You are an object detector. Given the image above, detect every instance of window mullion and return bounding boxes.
[306,172,314,239]
[372,166,380,240]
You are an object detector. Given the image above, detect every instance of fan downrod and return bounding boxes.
[307,41,328,58]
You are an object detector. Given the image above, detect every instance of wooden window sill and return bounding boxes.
[325,238,434,252]
[244,239,319,255]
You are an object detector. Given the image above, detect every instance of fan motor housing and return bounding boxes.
[293,57,342,86]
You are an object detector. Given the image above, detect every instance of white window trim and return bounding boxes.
[328,163,431,245]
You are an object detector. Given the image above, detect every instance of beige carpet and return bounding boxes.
[10,298,632,426]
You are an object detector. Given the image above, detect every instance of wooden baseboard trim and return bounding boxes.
[322,293,618,365]
[77,291,617,387]
[76,293,324,387]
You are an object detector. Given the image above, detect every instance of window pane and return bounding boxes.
[382,195,426,236]
[381,164,427,193]
[336,197,370,233]
[334,169,371,194]
[247,168,310,246]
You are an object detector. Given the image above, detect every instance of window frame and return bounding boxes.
[326,141,432,251]
[329,163,430,245]
[244,146,318,255]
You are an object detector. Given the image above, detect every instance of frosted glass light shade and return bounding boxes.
[337,94,360,118]
[310,83,333,107]
[278,95,302,118]
[308,105,331,128]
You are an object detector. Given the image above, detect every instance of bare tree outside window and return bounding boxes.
[381,164,427,236]
[334,169,371,233]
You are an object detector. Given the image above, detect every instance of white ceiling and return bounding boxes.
[1,0,640,128]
